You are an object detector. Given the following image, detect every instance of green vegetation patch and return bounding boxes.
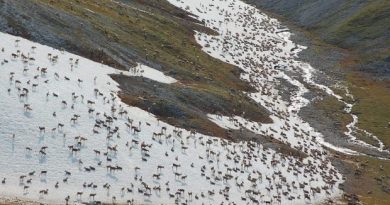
[348,73,390,149]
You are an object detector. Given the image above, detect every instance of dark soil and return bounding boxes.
[112,75,270,138]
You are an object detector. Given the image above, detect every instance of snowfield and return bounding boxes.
[0,31,341,204]
[0,0,376,204]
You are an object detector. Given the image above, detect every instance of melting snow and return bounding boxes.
[165,0,386,156]
[124,63,177,84]
[0,31,342,205]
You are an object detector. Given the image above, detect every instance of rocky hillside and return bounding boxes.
[247,0,390,78]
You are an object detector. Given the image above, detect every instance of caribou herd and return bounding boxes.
[0,0,346,204]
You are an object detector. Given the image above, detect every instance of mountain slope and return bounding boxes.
[0,0,271,138]
[246,0,390,77]
[0,20,341,205]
